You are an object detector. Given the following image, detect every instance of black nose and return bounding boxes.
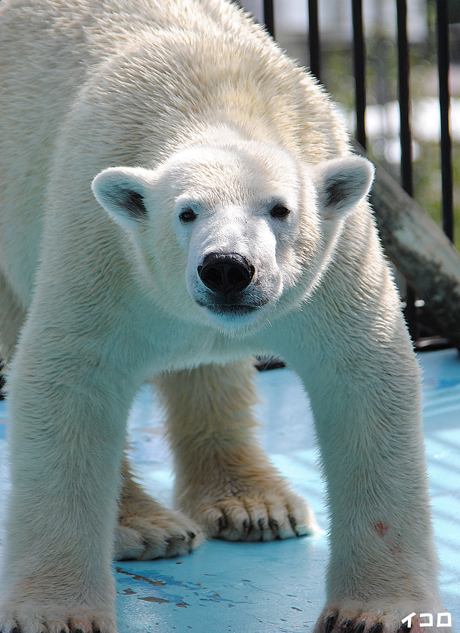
[198,253,255,295]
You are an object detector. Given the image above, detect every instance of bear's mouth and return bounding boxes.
[205,304,259,317]
[195,297,267,319]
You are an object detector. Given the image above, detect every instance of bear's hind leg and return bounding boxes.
[0,268,26,367]
[155,360,319,542]
[115,455,204,560]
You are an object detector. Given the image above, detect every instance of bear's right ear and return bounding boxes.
[92,167,154,229]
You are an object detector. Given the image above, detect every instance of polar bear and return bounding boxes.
[0,0,444,632]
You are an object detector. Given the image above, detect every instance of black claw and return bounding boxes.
[269,518,279,532]
[354,622,366,633]
[187,531,196,540]
[11,629,21,633]
[325,615,337,633]
[217,515,227,533]
[258,518,265,531]
[242,519,251,536]
[369,625,383,633]
[397,626,411,633]
[75,629,84,633]
[339,620,353,632]
[289,515,297,532]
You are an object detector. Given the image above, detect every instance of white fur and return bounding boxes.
[0,0,443,632]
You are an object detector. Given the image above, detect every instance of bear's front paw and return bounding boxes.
[0,602,116,633]
[115,506,204,560]
[179,476,319,542]
[314,600,449,633]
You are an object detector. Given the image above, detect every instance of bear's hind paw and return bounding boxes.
[193,489,320,542]
[114,510,204,560]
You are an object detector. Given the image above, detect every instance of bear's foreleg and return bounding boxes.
[276,303,444,633]
[0,332,133,633]
[154,359,319,542]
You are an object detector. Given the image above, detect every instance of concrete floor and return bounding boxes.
[0,349,459,632]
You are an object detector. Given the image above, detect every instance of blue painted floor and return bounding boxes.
[0,349,459,632]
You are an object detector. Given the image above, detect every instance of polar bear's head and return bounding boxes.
[92,142,373,332]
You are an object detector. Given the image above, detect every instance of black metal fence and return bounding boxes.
[258,0,456,349]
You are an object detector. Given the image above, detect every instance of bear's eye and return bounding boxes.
[269,204,290,219]
[179,208,197,223]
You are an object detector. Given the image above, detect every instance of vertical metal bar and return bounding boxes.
[352,0,366,149]
[396,0,417,338]
[396,0,413,196]
[436,0,454,242]
[263,0,275,39]
[308,0,321,81]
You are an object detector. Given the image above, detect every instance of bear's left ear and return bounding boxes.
[312,156,374,224]
[92,166,154,229]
